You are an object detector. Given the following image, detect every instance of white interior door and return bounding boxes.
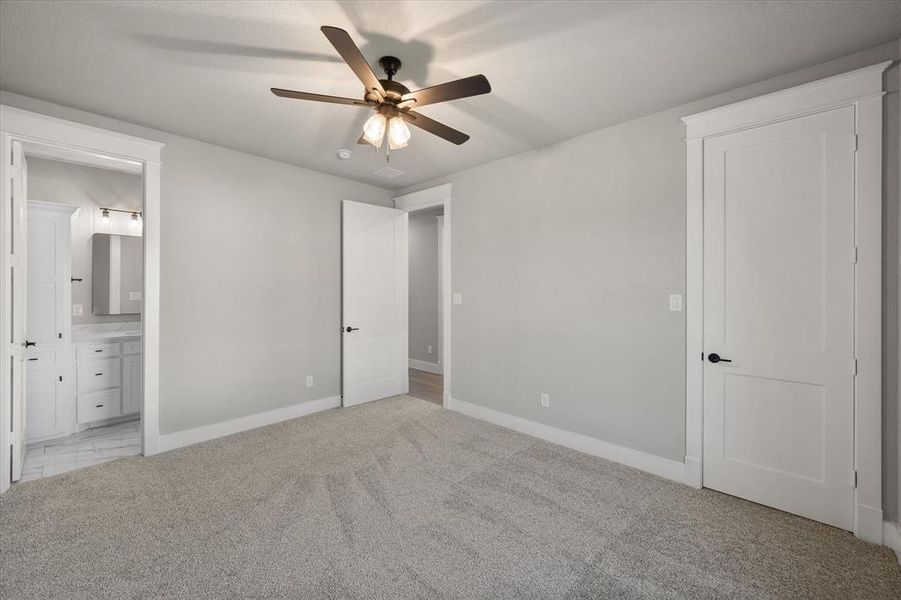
[702,106,856,530]
[342,200,408,407]
[1,138,28,485]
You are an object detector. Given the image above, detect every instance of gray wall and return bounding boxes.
[409,208,443,366]
[397,41,901,521]
[26,157,143,324]
[1,90,394,435]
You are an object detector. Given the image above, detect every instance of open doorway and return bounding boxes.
[18,144,145,481]
[1,105,162,494]
[407,207,444,405]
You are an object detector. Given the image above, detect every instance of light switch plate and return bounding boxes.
[306,375,314,388]
[669,294,682,312]
[452,293,463,305]
[72,304,84,316]
[129,291,142,301]
[540,392,550,408]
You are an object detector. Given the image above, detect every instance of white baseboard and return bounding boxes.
[158,395,340,453]
[447,397,690,485]
[409,359,442,374]
[855,503,884,544]
[883,521,901,563]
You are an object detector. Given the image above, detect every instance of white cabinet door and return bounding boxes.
[342,201,408,407]
[122,353,142,415]
[702,106,856,530]
[25,370,66,442]
[24,202,76,443]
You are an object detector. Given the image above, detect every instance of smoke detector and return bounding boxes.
[336,148,352,160]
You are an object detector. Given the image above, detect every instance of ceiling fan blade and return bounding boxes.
[320,26,386,97]
[401,74,491,108]
[403,111,470,145]
[271,88,371,107]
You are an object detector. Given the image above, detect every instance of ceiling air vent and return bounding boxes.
[374,166,404,179]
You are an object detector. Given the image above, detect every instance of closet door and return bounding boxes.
[702,106,856,530]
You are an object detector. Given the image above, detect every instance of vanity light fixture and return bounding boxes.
[99,207,143,231]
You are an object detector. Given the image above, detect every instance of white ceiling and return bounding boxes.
[2,1,899,190]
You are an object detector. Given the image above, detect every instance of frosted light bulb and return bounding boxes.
[387,117,411,150]
[362,113,387,146]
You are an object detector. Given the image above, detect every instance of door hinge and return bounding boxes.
[59,375,63,382]
[852,134,858,153]
[852,357,858,376]
[852,469,858,488]
[851,246,858,264]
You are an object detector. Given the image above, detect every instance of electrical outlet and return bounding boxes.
[540,392,550,408]
[72,304,84,316]
[427,345,433,355]
[306,375,314,388]
[669,294,682,312]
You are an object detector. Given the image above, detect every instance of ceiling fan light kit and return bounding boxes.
[271,26,491,160]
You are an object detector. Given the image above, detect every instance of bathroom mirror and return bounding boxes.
[92,233,143,315]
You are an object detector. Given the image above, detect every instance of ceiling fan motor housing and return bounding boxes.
[378,56,402,79]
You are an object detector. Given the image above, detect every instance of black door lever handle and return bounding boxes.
[345,326,360,333]
[708,353,731,364]
[24,340,36,348]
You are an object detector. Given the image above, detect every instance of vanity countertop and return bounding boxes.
[72,323,141,343]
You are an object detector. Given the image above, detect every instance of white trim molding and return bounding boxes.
[883,522,901,564]
[681,61,889,543]
[0,105,163,493]
[448,397,692,485]
[394,184,453,408]
[409,359,442,374]
[682,61,891,140]
[158,396,340,453]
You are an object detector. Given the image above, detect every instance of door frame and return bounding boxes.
[0,105,163,494]
[393,184,452,408]
[681,61,890,542]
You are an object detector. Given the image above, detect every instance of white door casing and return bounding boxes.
[342,200,408,407]
[702,106,856,530]
[393,183,453,407]
[683,61,888,542]
[1,104,163,494]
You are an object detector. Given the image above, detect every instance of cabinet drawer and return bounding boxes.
[123,340,142,355]
[77,358,120,392]
[77,343,120,360]
[77,388,121,423]
[26,350,58,369]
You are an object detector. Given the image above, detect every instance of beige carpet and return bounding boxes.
[1,396,899,599]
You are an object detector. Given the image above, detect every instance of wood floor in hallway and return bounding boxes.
[409,368,443,405]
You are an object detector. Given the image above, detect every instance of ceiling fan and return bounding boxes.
[271,26,491,156]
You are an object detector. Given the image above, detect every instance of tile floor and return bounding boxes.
[20,419,141,482]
